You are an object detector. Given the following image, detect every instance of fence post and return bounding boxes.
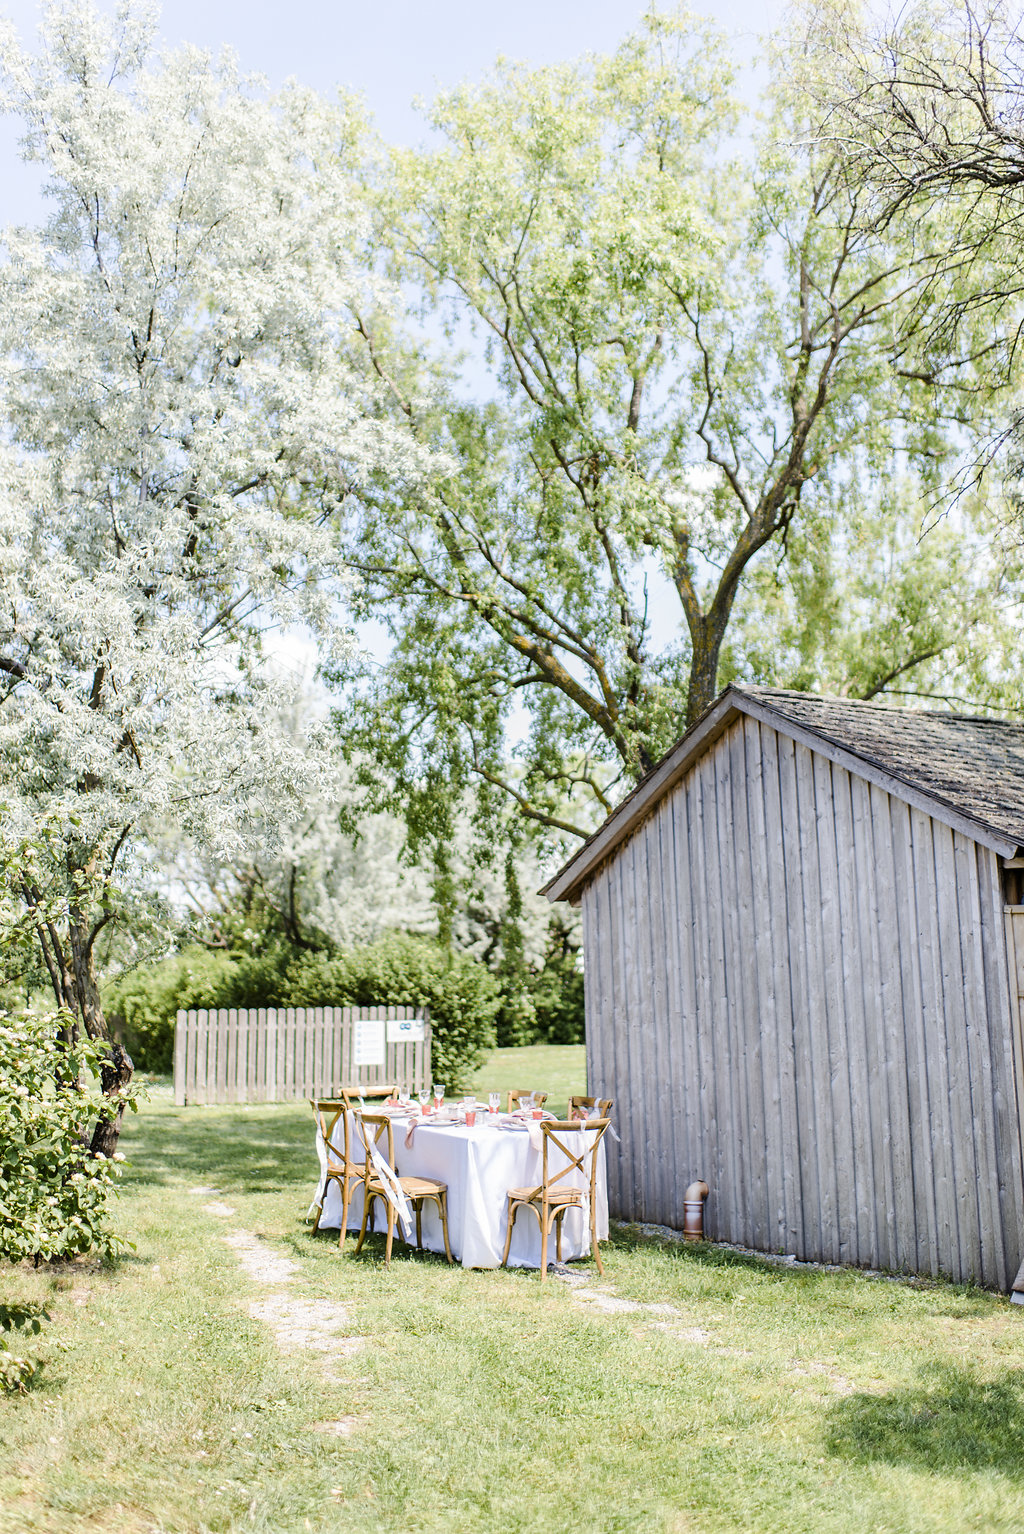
[173,1010,187,1106]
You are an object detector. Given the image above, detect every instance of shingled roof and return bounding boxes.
[543,685,1024,903]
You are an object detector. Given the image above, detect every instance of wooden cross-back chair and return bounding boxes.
[506,1090,549,1113]
[353,1112,454,1267]
[309,1098,365,1248]
[501,1118,610,1281]
[569,1095,614,1121]
[340,1084,397,1110]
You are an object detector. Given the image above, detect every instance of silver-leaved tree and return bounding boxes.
[0,1,427,1141]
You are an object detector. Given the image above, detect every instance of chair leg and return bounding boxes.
[384,1201,395,1266]
[540,1209,550,1281]
[354,1190,373,1255]
[500,1199,518,1268]
[555,1208,565,1264]
[416,1200,423,1250]
[338,1178,351,1250]
[437,1191,454,1265]
[590,1203,604,1275]
[311,1185,324,1235]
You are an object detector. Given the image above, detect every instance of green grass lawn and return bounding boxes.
[4,1044,1024,1532]
[466,1041,586,1117]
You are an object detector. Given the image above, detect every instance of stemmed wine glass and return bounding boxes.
[417,1088,431,1115]
[433,1082,446,1112]
[398,1090,411,1113]
[488,1091,500,1116]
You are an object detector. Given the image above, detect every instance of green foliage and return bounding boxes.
[281,936,499,1089]
[0,1302,50,1394]
[106,935,499,1089]
[528,920,585,1046]
[103,948,244,1073]
[0,1011,131,1263]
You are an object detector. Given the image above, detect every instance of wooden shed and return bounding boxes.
[542,686,1024,1290]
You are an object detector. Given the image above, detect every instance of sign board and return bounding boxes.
[352,1018,386,1067]
[387,1016,425,1044]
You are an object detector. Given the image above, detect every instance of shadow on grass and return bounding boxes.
[121,1102,313,1197]
[825,1366,1024,1476]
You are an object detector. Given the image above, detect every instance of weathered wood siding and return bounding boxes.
[582,715,1024,1288]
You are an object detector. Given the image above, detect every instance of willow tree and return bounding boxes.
[0,2,426,1128]
[333,6,996,847]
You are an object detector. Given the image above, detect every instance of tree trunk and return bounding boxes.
[685,606,732,728]
[68,911,134,1155]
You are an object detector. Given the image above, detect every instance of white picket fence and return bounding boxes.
[173,1004,431,1106]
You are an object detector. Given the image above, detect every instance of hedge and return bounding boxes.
[105,935,499,1088]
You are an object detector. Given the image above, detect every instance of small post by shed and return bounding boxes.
[542,685,1024,1291]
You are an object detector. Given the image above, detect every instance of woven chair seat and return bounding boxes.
[367,1173,447,1199]
[508,1184,582,1205]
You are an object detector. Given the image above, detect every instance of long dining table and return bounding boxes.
[312,1108,609,1269]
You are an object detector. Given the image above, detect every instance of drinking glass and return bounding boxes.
[398,1090,411,1112]
[433,1083,446,1111]
[488,1092,500,1115]
[520,1092,534,1113]
[418,1089,431,1115]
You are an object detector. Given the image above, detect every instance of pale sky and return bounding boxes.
[1,0,782,224]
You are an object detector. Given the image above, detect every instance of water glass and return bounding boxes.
[433,1082,446,1110]
[488,1092,500,1115]
[418,1089,431,1115]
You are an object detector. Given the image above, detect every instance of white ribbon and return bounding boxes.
[368,1141,415,1241]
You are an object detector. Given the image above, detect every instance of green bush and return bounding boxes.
[103,947,241,1072]
[529,953,585,1044]
[0,1011,130,1263]
[282,936,499,1090]
[106,935,499,1089]
[0,1303,50,1393]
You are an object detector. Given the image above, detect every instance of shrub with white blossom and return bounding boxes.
[0,1011,131,1263]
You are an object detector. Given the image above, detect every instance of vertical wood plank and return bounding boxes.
[214,1008,228,1106]
[955,837,1004,1286]
[758,726,803,1256]
[174,1010,188,1106]
[868,783,915,1273]
[932,822,978,1281]
[728,719,767,1251]
[910,810,958,1276]
[226,1008,239,1105]
[888,797,936,1276]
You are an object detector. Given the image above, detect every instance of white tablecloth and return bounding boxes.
[313,1113,608,1269]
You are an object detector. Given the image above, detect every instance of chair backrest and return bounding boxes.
[310,1099,351,1168]
[341,1084,397,1110]
[540,1118,609,1200]
[353,1111,396,1179]
[507,1090,549,1112]
[569,1095,614,1122]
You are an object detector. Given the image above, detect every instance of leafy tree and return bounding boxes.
[332,5,1005,848]
[0,1,425,1121]
[810,0,1024,485]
